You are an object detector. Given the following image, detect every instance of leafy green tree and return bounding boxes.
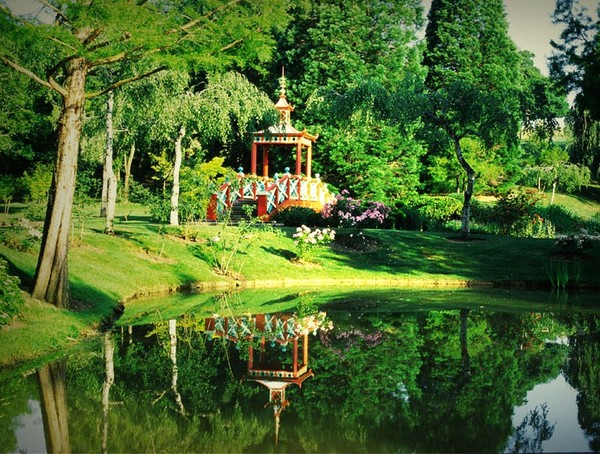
[517,51,569,142]
[307,78,426,204]
[268,0,425,116]
[0,0,288,308]
[422,0,523,239]
[145,71,276,226]
[0,20,58,175]
[260,0,426,203]
[550,0,600,176]
[563,324,600,451]
[194,71,278,170]
[522,142,591,203]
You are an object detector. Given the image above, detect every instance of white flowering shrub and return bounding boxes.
[293,225,336,262]
[555,230,599,254]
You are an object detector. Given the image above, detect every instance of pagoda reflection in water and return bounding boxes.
[204,311,332,444]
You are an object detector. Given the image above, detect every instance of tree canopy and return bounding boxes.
[0,0,289,307]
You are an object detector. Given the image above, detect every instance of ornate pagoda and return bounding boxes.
[250,68,318,178]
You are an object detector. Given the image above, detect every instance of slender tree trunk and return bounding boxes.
[169,319,186,415]
[452,135,475,240]
[123,142,136,201]
[37,360,71,453]
[169,126,185,226]
[102,332,114,454]
[550,180,557,205]
[32,58,87,308]
[104,91,117,234]
[459,309,471,381]
[101,165,108,216]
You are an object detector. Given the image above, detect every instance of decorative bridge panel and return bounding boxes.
[207,174,334,221]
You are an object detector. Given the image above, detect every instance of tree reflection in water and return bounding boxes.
[3,298,600,453]
[507,403,555,453]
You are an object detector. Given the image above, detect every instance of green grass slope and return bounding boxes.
[1,199,600,368]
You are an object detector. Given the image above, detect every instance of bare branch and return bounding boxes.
[85,65,167,99]
[167,0,242,35]
[87,31,131,53]
[88,49,133,68]
[46,55,77,80]
[0,56,67,96]
[218,37,244,53]
[39,0,69,24]
[48,36,78,52]
[82,28,104,46]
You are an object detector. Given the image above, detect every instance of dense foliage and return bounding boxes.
[0,257,23,327]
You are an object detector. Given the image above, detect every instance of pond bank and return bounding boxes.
[2,224,600,369]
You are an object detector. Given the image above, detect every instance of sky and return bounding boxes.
[422,0,599,76]
[5,0,599,76]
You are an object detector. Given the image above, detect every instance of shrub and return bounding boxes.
[22,163,53,204]
[492,189,542,236]
[271,206,324,227]
[333,230,382,252]
[0,258,24,327]
[586,213,600,235]
[76,164,102,201]
[0,218,43,252]
[293,225,336,262]
[470,198,497,225]
[536,204,584,234]
[147,192,171,223]
[128,180,152,204]
[322,190,390,228]
[555,230,598,255]
[393,195,461,231]
[0,175,17,214]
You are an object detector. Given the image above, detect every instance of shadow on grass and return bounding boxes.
[261,246,296,260]
[117,214,153,223]
[322,230,549,284]
[1,252,120,323]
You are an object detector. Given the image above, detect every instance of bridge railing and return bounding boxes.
[207,174,334,221]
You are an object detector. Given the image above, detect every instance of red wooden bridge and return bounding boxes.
[206,172,334,221]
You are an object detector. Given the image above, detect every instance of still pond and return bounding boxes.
[2,288,600,453]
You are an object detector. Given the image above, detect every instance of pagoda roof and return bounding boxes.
[252,68,318,143]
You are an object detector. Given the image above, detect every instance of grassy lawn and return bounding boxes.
[538,183,600,219]
[2,198,600,369]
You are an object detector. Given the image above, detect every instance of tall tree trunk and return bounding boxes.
[550,179,557,205]
[32,58,87,308]
[123,142,136,201]
[452,135,475,240]
[169,126,185,226]
[37,360,71,453]
[104,91,117,234]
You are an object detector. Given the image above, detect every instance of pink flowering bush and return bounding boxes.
[322,190,390,228]
[293,225,336,262]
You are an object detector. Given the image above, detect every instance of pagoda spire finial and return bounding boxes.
[279,66,286,98]
[274,66,293,125]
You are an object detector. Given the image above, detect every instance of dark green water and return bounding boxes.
[2,288,599,453]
